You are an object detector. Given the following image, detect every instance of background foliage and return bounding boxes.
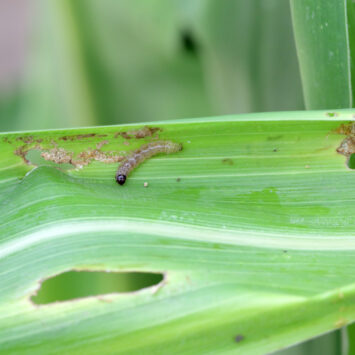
[0,0,304,131]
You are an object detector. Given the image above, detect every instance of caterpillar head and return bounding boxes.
[116,174,126,185]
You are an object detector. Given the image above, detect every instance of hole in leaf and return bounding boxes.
[348,153,355,169]
[31,271,164,305]
[326,112,339,118]
[180,30,199,55]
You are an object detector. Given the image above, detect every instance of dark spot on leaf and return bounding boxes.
[234,335,244,343]
[222,158,234,165]
[176,177,181,182]
[273,148,278,152]
[267,135,283,141]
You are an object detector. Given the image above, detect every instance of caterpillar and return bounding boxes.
[115,140,183,185]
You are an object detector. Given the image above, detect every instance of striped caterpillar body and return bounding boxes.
[115,141,182,185]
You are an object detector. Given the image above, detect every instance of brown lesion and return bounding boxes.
[41,148,74,165]
[71,148,123,168]
[96,140,109,149]
[15,141,43,164]
[14,136,124,169]
[11,125,163,169]
[336,136,355,157]
[334,122,354,135]
[114,126,162,140]
[336,122,355,160]
[114,131,129,139]
[16,135,35,144]
[222,158,234,165]
[15,145,32,164]
[59,133,107,141]
[40,143,123,169]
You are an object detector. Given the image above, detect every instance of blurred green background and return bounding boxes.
[0,0,304,132]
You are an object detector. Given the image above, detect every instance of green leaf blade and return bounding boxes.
[290,0,352,109]
[0,110,355,354]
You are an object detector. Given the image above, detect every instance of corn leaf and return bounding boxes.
[0,110,354,354]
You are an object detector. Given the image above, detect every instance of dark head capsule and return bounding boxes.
[116,174,126,185]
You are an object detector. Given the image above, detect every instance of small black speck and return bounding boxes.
[234,335,244,343]
[273,148,278,152]
[176,178,181,182]
[283,250,288,253]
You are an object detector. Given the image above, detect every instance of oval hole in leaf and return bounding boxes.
[348,153,355,169]
[31,271,164,305]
